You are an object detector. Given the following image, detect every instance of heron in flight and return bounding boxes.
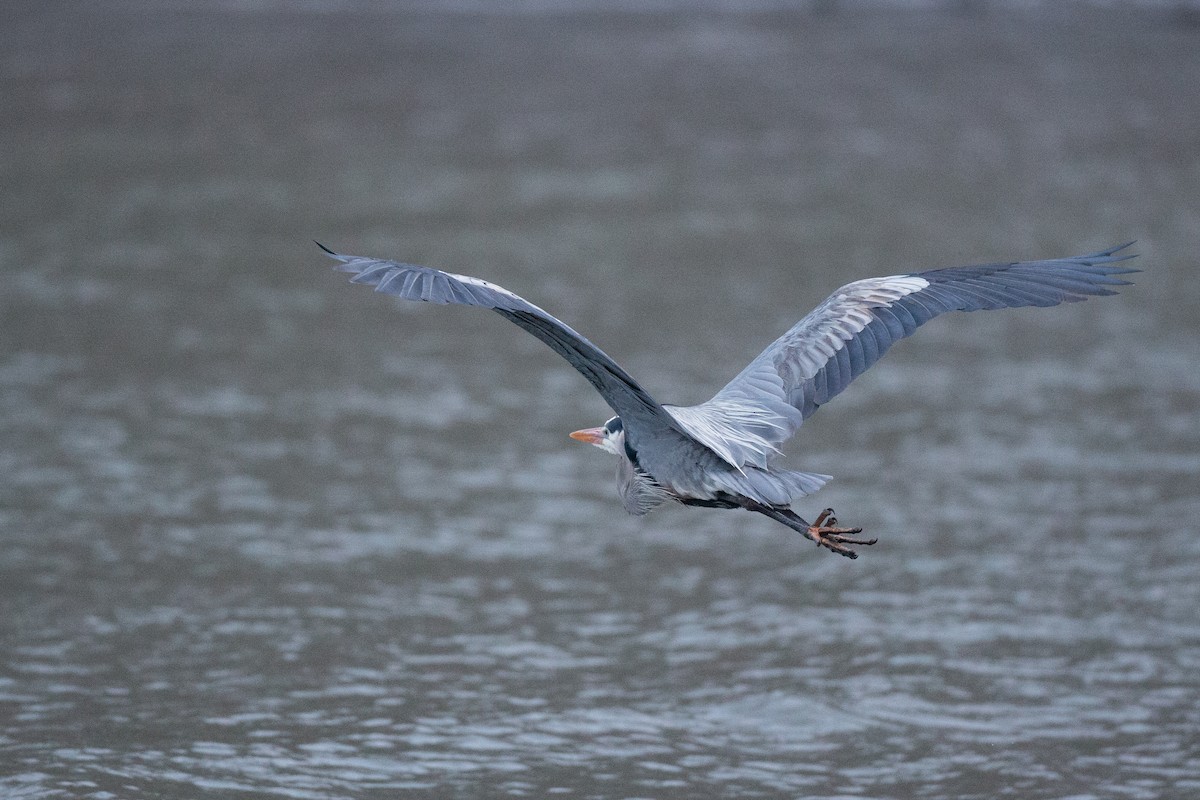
[321,242,1136,558]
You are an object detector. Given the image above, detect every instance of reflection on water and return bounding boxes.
[3,2,1199,798]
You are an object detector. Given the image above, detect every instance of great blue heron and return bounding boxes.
[321,242,1136,558]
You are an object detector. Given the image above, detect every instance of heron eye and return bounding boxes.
[604,416,623,435]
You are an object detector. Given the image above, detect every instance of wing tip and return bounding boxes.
[316,240,367,273]
[1084,240,1140,270]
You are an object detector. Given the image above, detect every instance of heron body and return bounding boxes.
[323,242,1137,558]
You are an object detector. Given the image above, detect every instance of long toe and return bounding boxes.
[806,509,874,558]
[829,534,877,546]
[823,539,858,559]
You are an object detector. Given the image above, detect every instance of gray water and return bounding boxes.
[3,3,1200,798]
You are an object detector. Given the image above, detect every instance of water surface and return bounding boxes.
[2,3,1199,798]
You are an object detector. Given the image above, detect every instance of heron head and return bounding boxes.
[569,415,624,456]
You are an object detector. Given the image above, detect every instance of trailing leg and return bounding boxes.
[742,500,877,559]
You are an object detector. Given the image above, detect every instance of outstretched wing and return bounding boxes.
[665,243,1138,470]
[320,244,683,437]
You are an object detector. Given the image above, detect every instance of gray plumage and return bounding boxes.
[321,241,1137,557]
[616,451,675,517]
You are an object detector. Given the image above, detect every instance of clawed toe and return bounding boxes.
[742,501,877,560]
[807,508,877,558]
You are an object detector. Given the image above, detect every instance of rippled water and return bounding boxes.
[3,2,1199,798]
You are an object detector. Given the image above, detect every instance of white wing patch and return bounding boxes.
[446,271,509,293]
[445,270,561,317]
[784,275,930,382]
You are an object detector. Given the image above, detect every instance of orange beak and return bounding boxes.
[569,426,605,445]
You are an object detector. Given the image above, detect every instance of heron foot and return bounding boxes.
[806,508,877,559]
